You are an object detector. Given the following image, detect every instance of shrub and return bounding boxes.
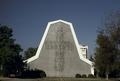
[39,70,46,78]
[75,74,81,78]
[19,69,46,78]
[88,74,95,78]
[81,74,87,78]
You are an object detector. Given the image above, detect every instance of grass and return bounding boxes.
[0,77,118,81]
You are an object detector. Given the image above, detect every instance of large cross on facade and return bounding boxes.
[45,26,73,72]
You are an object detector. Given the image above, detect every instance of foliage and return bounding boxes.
[81,74,87,78]
[20,69,46,78]
[94,11,120,78]
[94,32,115,77]
[75,74,81,78]
[0,25,24,77]
[24,47,37,60]
[88,74,95,78]
[89,55,94,62]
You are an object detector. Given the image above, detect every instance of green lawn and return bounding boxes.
[0,77,118,81]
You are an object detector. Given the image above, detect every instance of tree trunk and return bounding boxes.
[105,72,109,80]
[0,65,3,71]
[96,72,99,78]
[96,69,99,78]
[0,65,3,76]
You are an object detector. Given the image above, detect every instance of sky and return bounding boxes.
[0,0,120,57]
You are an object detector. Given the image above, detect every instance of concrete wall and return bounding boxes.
[27,20,93,77]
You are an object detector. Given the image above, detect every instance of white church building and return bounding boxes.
[26,20,94,77]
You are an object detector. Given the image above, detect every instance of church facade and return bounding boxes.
[26,20,94,77]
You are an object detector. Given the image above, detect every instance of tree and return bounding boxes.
[89,55,94,62]
[24,47,37,60]
[94,11,120,79]
[104,11,120,78]
[94,32,115,79]
[0,25,24,77]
